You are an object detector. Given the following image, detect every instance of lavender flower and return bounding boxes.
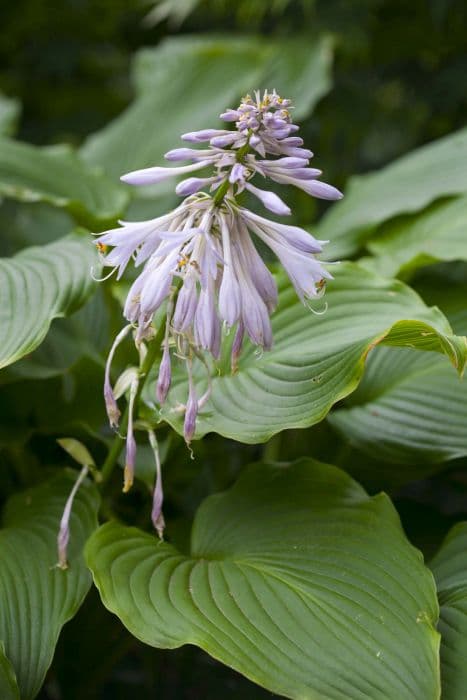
[96,89,342,520]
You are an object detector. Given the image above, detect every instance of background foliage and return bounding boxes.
[1,0,467,698]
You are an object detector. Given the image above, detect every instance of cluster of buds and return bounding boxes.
[96,90,342,528]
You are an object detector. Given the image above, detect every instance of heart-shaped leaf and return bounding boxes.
[155,263,466,444]
[328,346,467,464]
[430,523,467,700]
[0,471,100,699]
[0,232,98,370]
[318,127,467,260]
[87,458,440,700]
[82,35,333,181]
[0,139,128,228]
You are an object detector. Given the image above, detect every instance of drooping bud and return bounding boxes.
[104,324,132,429]
[244,182,291,216]
[123,376,139,493]
[57,465,89,570]
[156,343,172,405]
[148,430,165,539]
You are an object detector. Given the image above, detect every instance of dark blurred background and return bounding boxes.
[1,1,466,697]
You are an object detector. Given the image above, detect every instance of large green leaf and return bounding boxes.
[0,232,98,370]
[328,346,467,464]
[0,643,19,700]
[0,139,128,228]
[318,127,467,260]
[154,263,466,444]
[87,458,440,700]
[1,288,109,382]
[0,471,100,699]
[430,523,467,700]
[82,35,333,181]
[362,196,467,279]
[327,264,467,466]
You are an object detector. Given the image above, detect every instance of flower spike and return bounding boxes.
[95,88,342,506]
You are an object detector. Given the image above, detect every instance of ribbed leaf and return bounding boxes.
[1,288,109,382]
[363,196,467,278]
[0,643,19,700]
[430,523,467,700]
[82,35,333,180]
[0,139,128,228]
[319,127,467,260]
[0,232,98,370]
[328,346,467,464]
[0,471,100,699]
[87,459,440,700]
[156,263,466,444]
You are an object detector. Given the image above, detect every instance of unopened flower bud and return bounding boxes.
[156,344,172,405]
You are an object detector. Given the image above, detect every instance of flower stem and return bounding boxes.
[100,323,165,484]
[212,179,230,206]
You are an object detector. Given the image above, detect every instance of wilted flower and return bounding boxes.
[96,89,342,527]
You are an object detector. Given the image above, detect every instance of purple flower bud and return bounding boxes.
[175,176,217,196]
[156,343,171,404]
[300,179,344,200]
[123,377,138,493]
[148,430,165,539]
[245,183,291,216]
[210,133,239,148]
[104,379,120,429]
[121,161,210,186]
[182,129,228,142]
[164,147,206,161]
[220,109,240,121]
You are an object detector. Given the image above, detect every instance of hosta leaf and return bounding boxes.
[0,139,128,228]
[430,523,467,700]
[328,346,467,464]
[155,263,466,444]
[362,196,467,279]
[0,232,98,370]
[0,471,100,699]
[82,35,333,180]
[1,287,109,382]
[319,126,467,260]
[0,643,19,700]
[87,459,440,700]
